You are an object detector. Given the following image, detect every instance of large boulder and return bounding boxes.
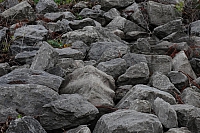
[39,94,99,130]
[60,65,115,107]
[93,109,163,133]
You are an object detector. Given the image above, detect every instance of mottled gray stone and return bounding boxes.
[36,0,58,14]
[30,41,59,71]
[103,8,120,22]
[130,38,151,54]
[129,99,152,113]
[162,31,188,43]
[106,16,126,30]
[101,0,135,10]
[125,31,149,41]
[60,65,115,107]
[116,84,176,109]
[0,27,8,42]
[172,104,200,133]
[69,18,96,30]
[93,110,163,133]
[71,41,89,56]
[117,62,149,86]
[66,125,91,133]
[190,20,200,36]
[15,50,37,65]
[0,62,10,77]
[40,94,99,130]
[0,68,63,92]
[44,12,64,22]
[63,11,76,20]
[115,85,133,101]
[2,0,19,9]
[6,116,47,133]
[165,127,191,133]
[97,58,127,79]
[154,97,178,128]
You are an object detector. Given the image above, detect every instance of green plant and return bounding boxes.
[175,1,184,12]
[17,114,22,119]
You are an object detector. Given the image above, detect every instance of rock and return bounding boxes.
[0,68,64,92]
[154,97,178,129]
[149,72,180,95]
[165,127,191,133]
[145,55,172,75]
[62,26,123,45]
[55,47,85,60]
[0,27,8,42]
[125,31,149,41]
[6,116,47,133]
[60,65,115,107]
[63,11,76,20]
[71,41,89,56]
[10,44,40,55]
[129,99,152,113]
[190,58,200,76]
[13,25,48,46]
[46,20,72,33]
[117,62,150,86]
[123,19,146,33]
[44,12,64,22]
[0,105,18,122]
[114,85,133,102]
[69,18,96,30]
[30,41,59,71]
[116,84,176,109]
[122,53,147,68]
[101,0,135,10]
[162,31,188,43]
[1,1,36,23]
[88,41,129,62]
[172,104,200,133]
[36,0,58,14]
[0,62,10,77]
[96,58,127,79]
[190,20,200,36]
[130,38,151,54]
[0,84,58,121]
[151,41,173,55]
[167,71,189,91]
[40,94,99,130]
[2,0,19,9]
[153,19,184,39]
[73,1,88,9]
[66,125,91,133]
[146,1,180,26]
[112,29,125,39]
[172,51,196,79]
[15,50,37,65]
[93,109,163,133]
[103,8,120,22]
[106,16,126,30]
[181,87,200,108]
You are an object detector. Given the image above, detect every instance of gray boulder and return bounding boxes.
[106,16,126,30]
[6,116,47,133]
[125,31,149,41]
[190,58,200,76]
[172,104,200,133]
[190,20,200,36]
[71,41,89,56]
[172,51,196,79]
[154,97,178,129]
[40,94,99,130]
[101,0,135,10]
[13,25,48,46]
[0,84,58,121]
[2,0,19,9]
[130,38,151,54]
[96,58,127,79]
[0,27,8,42]
[93,109,163,133]
[103,8,120,22]
[44,12,64,22]
[145,55,172,75]
[1,1,35,23]
[15,50,37,65]
[165,127,191,133]
[146,1,180,26]
[181,87,200,108]
[153,19,184,39]
[88,41,129,62]
[60,65,115,107]
[149,72,180,95]
[116,84,176,109]
[117,62,150,86]
[162,31,188,43]
[151,41,173,55]
[0,105,18,122]
[69,18,96,30]
[30,42,59,71]
[0,68,64,92]
[63,11,76,20]
[0,62,10,77]
[36,0,58,14]
[10,44,40,55]
[66,125,91,133]
[129,99,152,113]
[115,85,133,102]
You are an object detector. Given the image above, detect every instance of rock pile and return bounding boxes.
[0,0,200,132]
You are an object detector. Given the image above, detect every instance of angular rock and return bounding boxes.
[55,47,84,60]
[36,0,58,14]
[73,1,88,9]
[122,53,147,68]
[181,87,200,108]
[2,0,19,9]
[63,11,76,20]
[88,41,129,62]
[103,8,120,22]
[124,19,146,33]
[0,68,63,92]
[172,104,200,133]
[0,27,8,42]
[153,19,184,39]
[0,62,10,77]
[13,25,48,46]
[165,127,191,133]
[172,51,196,79]
[101,0,135,10]
[0,84,58,120]
[167,71,189,91]
[66,125,91,133]
[71,41,89,56]
[145,55,172,74]
[62,26,123,45]
[151,41,173,55]
[162,31,189,43]
[0,105,18,122]
[60,65,115,107]
[44,12,64,22]
[30,41,59,71]
[6,116,47,133]
[190,58,200,76]
[117,62,150,86]
[149,72,180,95]
[190,20,200,36]
[154,97,178,129]
[106,16,126,30]
[115,85,133,102]
[129,99,152,113]
[93,110,163,133]
[116,84,176,109]
[125,31,149,41]
[10,44,40,55]
[46,20,72,33]
[146,1,180,26]
[15,50,37,65]
[69,18,96,30]
[97,58,127,79]
[130,38,151,54]
[1,1,36,23]
[40,94,99,130]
